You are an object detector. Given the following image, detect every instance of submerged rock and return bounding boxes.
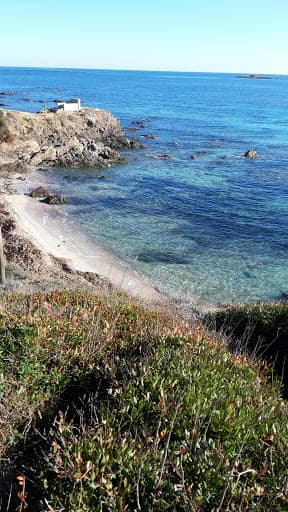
[132,119,148,127]
[158,154,171,160]
[189,151,209,159]
[143,133,157,139]
[0,91,15,96]
[138,250,190,265]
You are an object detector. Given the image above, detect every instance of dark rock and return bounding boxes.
[58,258,75,274]
[158,154,171,160]
[41,194,65,205]
[0,91,15,96]
[138,250,190,264]
[280,291,288,302]
[0,103,7,107]
[132,119,148,126]
[189,151,209,159]
[143,133,157,139]
[30,186,51,198]
[237,74,275,80]
[128,139,145,149]
[244,149,257,159]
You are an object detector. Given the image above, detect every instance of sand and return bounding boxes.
[4,193,166,304]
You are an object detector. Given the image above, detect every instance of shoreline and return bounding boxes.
[0,168,217,316]
[4,192,167,305]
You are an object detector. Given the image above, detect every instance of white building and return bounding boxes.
[54,98,81,112]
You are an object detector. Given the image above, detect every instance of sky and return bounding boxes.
[1,0,288,74]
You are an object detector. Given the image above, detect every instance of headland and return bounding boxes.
[0,107,139,173]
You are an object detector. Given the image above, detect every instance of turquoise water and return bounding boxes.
[1,68,288,305]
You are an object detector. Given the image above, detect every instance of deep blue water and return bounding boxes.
[1,67,288,305]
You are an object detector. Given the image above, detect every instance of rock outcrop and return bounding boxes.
[0,108,133,173]
[244,149,257,159]
[30,187,65,205]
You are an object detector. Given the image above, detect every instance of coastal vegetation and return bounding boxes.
[207,302,288,397]
[0,110,12,143]
[0,291,288,511]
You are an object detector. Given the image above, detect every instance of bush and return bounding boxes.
[206,303,288,397]
[32,336,288,511]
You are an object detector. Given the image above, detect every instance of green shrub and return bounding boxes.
[32,336,288,511]
[206,303,288,397]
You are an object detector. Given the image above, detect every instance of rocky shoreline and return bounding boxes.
[0,107,139,173]
[0,107,179,315]
[0,107,149,297]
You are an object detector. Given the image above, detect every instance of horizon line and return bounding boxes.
[0,65,287,77]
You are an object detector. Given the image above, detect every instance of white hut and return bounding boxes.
[54,98,81,112]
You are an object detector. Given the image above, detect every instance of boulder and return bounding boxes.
[128,139,145,149]
[30,186,51,198]
[244,149,257,159]
[41,193,65,205]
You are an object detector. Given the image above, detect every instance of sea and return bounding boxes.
[1,67,288,306]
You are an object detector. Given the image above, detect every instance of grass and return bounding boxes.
[0,110,12,143]
[0,291,287,511]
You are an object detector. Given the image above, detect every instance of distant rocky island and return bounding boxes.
[237,74,276,80]
[0,107,139,174]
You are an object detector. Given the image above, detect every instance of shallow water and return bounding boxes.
[1,68,288,305]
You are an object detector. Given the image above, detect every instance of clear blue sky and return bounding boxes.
[1,0,288,74]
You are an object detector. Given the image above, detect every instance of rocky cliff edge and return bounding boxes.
[0,108,133,173]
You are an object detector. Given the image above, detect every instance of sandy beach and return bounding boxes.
[4,192,166,304]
